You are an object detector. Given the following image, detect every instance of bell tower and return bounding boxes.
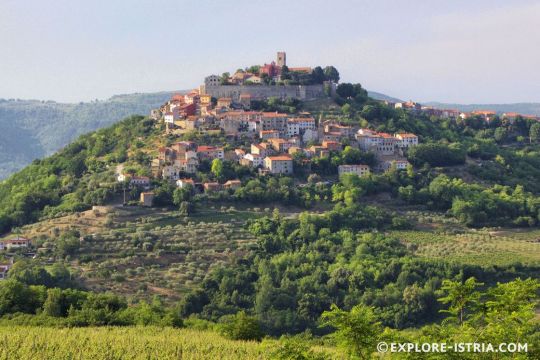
[277,51,286,67]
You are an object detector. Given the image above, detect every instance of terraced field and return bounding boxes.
[18,206,262,301]
[390,229,540,266]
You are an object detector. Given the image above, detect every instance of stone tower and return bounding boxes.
[277,51,286,67]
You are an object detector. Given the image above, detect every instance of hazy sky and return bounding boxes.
[1,0,539,103]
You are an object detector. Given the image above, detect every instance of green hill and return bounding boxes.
[0,91,182,179]
[0,90,538,355]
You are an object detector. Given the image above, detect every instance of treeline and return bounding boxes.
[399,173,540,227]
[0,279,182,327]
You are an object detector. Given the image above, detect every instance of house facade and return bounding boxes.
[264,155,294,174]
[338,164,370,177]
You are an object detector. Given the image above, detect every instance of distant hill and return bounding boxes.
[0,91,184,179]
[368,91,540,116]
[367,91,403,103]
[424,101,540,116]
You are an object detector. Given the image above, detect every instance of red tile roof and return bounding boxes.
[266,155,293,161]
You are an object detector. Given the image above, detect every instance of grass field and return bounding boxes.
[0,326,342,360]
[390,229,540,266]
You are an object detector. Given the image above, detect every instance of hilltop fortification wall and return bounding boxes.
[203,84,328,101]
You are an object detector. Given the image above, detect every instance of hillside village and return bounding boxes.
[119,52,425,204]
[120,52,540,206]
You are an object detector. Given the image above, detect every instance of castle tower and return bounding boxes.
[277,51,286,67]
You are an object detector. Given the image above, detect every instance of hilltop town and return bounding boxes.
[121,52,424,203]
[115,52,538,205]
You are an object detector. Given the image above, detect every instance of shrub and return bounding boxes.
[219,311,263,341]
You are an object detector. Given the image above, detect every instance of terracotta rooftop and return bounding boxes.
[266,155,293,161]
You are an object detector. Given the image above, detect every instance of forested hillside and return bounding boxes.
[0,92,179,179]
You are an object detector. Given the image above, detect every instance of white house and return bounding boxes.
[243,153,264,168]
[379,159,410,172]
[118,174,151,188]
[176,178,195,189]
[164,112,175,124]
[286,117,316,137]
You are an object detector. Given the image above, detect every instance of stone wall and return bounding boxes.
[203,84,328,101]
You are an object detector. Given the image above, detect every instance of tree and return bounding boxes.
[481,278,539,346]
[219,311,264,341]
[178,201,193,216]
[438,277,483,325]
[153,182,175,206]
[0,280,45,315]
[280,65,291,81]
[247,65,260,74]
[320,304,381,359]
[8,260,54,287]
[341,103,352,116]
[211,159,224,180]
[173,185,193,205]
[494,127,507,143]
[323,66,340,82]
[529,122,540,143]
[336,83,355,99]
[311,66,325,84]
[269,337,328,360]
[42,288,64,317]
[408,143,466,167]
[220,72,230,85]
[307,174,322,184]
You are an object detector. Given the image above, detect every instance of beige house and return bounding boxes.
[264,155,294,175]
[268,138,293,152]
[224,180,242,190]
[140,192,154,207]
[200,94,212,104]
[217,98,232,109]
[0,237,31,251]
[338,164,370,177]
[203,182,222,192]
[394,133,419,148]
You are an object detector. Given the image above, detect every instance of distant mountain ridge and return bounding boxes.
[367,91,403,103]
[0,91,185,179]
[424,102,540,116]
[368,91,540,116]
